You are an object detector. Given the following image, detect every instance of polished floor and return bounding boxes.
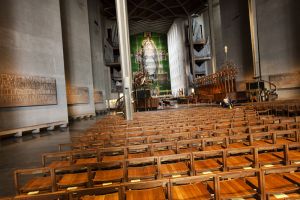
[0,118,97,197]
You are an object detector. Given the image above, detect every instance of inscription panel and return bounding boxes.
[94,90,104,103]
[269,72,300,89]
[67,86,89,105]
[0,73,57,107]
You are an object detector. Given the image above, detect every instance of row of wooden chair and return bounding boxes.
[15,143,299,196]
[245,100,300,117]
[69,118,300,147]
[93,108,258,127]
[58,128,300,153]
[14,164,300,200]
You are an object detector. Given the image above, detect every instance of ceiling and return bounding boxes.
[101,0,208,34]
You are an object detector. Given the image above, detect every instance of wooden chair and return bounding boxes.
[169,174,215,200]
[226,135,249,148]
[225,147,254,171]
[202,137,226,151]
[254,146,285,167]
[91,162,124,185]
[158,153,191,178]
[126,157,158,181]
[99,147,126,163]
[270,130,299,145]
[127,144,151,159]
[68,186,121,200]
[249,125,268,133]
[273,143,300,165]
[152,142,176,156]
[55,165,93,190]
[124,180,167,200]
[192,150,224,175]
[72,149,99,165]
[14,167,54,195]
[247,165,300,199]
[42,151,72,169]
[210,169,261,200]
[249,132,273,147]
[176,139,202,154]
[230,126,249,135]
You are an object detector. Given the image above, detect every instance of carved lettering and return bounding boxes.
[94,90,104,103]
[0,73,57,107]
[67,86,89,105]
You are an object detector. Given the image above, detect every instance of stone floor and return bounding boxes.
[0,117,97,197]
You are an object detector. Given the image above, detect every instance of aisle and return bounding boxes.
[0,118,96,197]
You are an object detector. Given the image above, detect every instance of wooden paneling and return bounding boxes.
[0,73,57,107]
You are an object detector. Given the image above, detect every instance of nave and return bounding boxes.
[8,105,300,200]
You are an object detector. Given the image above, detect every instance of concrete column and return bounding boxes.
[208,0,217,73]
[60,0,96,118]
[248,0,261,79]
[188,16,195,80]
[115,0,133,120]
[88,0,107,113]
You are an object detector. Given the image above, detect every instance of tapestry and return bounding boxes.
[130,32,170,95]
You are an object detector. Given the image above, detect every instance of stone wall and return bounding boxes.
[0,0,68,131]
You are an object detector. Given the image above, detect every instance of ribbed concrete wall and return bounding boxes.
[60,0,95,117]
[88,0,108,111]
[167,19,188,96]
[256,0,300,99]
[0,0,68,131]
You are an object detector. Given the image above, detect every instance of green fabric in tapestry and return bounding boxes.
[130,32,171,94]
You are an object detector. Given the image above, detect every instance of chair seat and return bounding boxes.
[289,151,300,161]
[102,155,124,162]
[81,192,119,200]
[126,187,165,200]
[128,165,156,179]
[208,178,256,199]
[160,162,189,176]
[273,138,296,144]
[75,158,98,165]
[20,176,52,192]
[194,159,222,172]
[178,147,199,154]
[283,172,300,185]
[171,182,211,200]
[47,161,71,168]
[57,172,89,187]
[246,174,298,194]
[226,156,252,169]
[251,140,271,146]
[227,142,248,149]
[257,153,283,165]
[203,145,224,151]
[153,150,175,156]
[273,150,300,162]
[128,152,151,159]
[93,168,123,183]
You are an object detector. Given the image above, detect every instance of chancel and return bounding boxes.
[0,0,300,199]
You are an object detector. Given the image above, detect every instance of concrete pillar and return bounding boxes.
[208,0,217,73]
[88,0,108,113]
[60,0,96,118]
[248,0,261,79]
[115,0,133,120]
